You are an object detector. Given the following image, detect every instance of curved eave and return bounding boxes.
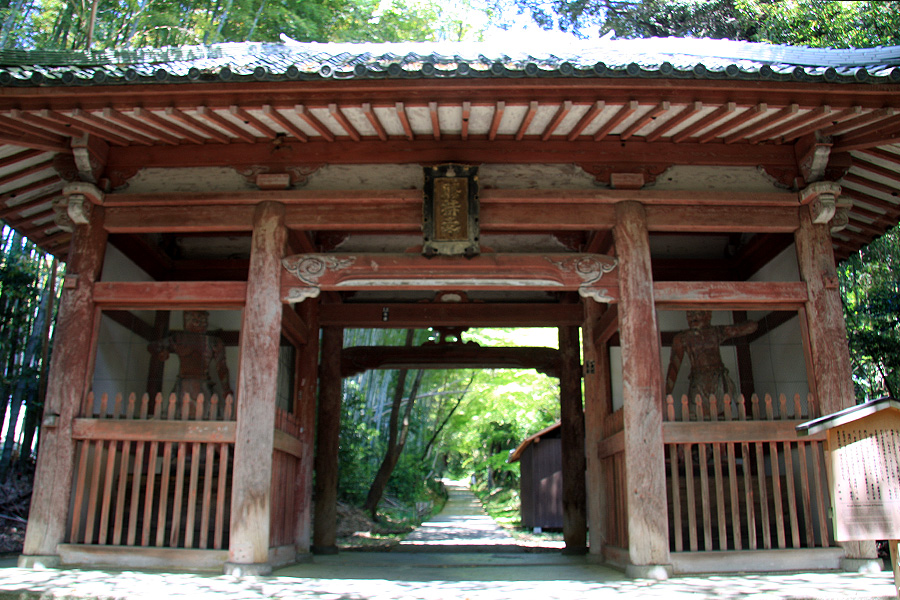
[0,72,897,261]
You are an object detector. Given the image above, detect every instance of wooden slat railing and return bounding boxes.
[70,392,235,550]
[599,408,628,549]
[663,393,831,553]
[270,408,302,548]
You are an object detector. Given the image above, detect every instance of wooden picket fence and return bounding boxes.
[69,392,236,550]
[601,407,628,549]
[663,393,831,553]
[270,408,302,548]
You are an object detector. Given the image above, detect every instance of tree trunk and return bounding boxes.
[362,330,419,519]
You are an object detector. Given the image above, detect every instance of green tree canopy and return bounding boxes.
[507,0,900,47]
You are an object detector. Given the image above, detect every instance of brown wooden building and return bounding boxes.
[2,37,899,577]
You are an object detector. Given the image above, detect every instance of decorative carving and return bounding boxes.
[794,132,832,184]
[66,195,91,225]
[545,254,618,302]
[64,182,105,205]
[282,254,357,303]
[285,165,322,187]
[831,195,853,233]
[799,181,842,224]
[52,197,75,232]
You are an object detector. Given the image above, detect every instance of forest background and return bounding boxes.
[1,0,899,541]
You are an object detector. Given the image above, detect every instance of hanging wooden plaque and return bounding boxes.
[423,164,479,257]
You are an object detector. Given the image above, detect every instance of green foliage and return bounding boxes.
[0,0,493,50]
[508,0,900,47]
[839,226,900,400]
[0,226,61,474]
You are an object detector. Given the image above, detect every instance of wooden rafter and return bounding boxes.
[134,107,205,144]
[362,103,387,141]
[542,100,572,141]
[328,103,360,141]
[262,105,308,142]
[646,101,701,142]
[72,109,155,146]
[395,102,414,141]
[488,100,504,141]
[781,105,861,143]
[724,103,798,144]
[672,102,735,143]
[594,101,637,141]
[428,101,440,141]
[196,106,256,143]
[294,105,333,141]
[229,105,277,139]
[621,100,669,141]
[165,107,230,143]
[749,105,830,144]
[103,107,181,145]
[516,101,538,141]
[697,103,766,143]
[461,101,471,140]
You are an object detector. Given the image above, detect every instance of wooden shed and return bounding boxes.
[510,422,563,530]
[0,37,897,577]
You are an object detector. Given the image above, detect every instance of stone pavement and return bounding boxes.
[0,481,895,598]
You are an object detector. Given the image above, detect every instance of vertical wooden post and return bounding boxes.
[582,300,613,557]
[559,324,587,553]
[795,204,878,568]
[226,202,286,575]
[313,326,342,554]
[294,298,319,554]
[614,201,671,577]
[20,207,107,567]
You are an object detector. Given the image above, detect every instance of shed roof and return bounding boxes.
[1,37,899,87]
[797,396,900,436]
[509,422,561,463]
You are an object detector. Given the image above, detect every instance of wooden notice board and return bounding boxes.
[824,408,900,541]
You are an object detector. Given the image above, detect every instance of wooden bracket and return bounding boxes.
[71,133,109,185]
[794,132,832,184]
[799,181,851,231]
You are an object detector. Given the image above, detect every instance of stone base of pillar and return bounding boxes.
[561,544,588,556]
[17,554,61,569]
[224,561,273,577]
[625,564,673,580]
[841,558,882,573]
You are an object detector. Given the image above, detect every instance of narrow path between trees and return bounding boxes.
[396,479,520,551]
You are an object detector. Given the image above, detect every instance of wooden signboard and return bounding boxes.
[799,397,900,595]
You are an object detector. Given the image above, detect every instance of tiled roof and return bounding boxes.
[1,36,899,87]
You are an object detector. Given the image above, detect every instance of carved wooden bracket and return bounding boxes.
[53,182,105,232]
[71,133,110,184]
[794,132,832,184]
[281,253,618,303]
[799,181,851,231]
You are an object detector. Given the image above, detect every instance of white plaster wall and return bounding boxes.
[747,313,810,414]
[648,165,786,193]
[749,244,801,282]
[92,316,154,402]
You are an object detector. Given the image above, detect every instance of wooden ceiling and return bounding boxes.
[0,76,898,264]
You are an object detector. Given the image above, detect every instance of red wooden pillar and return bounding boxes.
[313,326,342,554]
[582,300,614,557]
[20,207,107,567]
[614,201,671,578]
[294,298,319,554]
[226,202,287,575]
[559,325,587,553]
[795,203,878,568]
